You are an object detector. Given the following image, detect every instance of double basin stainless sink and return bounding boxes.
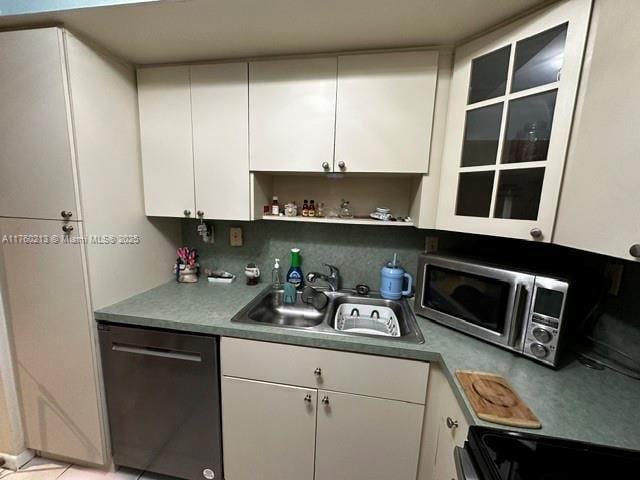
[231,287,424,344]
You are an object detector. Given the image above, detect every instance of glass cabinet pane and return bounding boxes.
[494,167,545,220]
[468,46,511,104]
[511,23,568,93]
[456,171,495,217]
[502,90,557,164]
[461,103,503,167]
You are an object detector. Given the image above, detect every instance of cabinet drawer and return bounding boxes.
[221,338,429,404]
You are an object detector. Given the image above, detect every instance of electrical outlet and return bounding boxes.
[425,235,438,253]
[604,262,624,296]
[229,227,243,247]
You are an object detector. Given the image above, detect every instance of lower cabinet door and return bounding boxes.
[433,422,459,480]
[433,385,470,480]
[315,390,424,480]
[221,376,317,480]
[0,218,106,464]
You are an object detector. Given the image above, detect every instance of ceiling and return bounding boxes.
[0,0,550,65]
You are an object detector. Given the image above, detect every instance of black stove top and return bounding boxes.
[466,426,640,480]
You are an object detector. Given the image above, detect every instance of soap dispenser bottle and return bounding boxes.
[286,248,304,289]
[272,258,282,289]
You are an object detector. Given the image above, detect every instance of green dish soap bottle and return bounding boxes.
[286,248,305,289]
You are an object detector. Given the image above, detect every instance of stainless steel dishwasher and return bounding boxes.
[98,323,222,480]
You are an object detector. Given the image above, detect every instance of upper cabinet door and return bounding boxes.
[249,57,337,173]
[0,28,79,220]
[436,0,591,242]
[334,51,438,174]
[554,0,640,261]
[191,63,250,220]
[138,66,195,218]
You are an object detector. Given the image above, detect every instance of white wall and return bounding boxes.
[410,48,453,228]
[64,31,180,309]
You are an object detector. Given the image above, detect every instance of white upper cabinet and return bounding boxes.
[138,64,251,220]
[436,0,591,242]
[554,0,640,261]
[191,63,250,220]
[138,66,195,218]
[0,28,79,220]
[249,57,337,173]
[334,51,438,174]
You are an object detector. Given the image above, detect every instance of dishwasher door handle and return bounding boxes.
[454,446,481,480]
[112,343,202,362]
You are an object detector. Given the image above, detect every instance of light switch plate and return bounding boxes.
[229,227,243,247]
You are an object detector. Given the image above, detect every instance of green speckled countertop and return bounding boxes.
[95,280,640,451]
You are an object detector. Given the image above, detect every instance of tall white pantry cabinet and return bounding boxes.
[0,28,179,465]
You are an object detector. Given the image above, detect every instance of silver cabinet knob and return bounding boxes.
[630,244,640,258]
[197,210,204,218]
[314,367,322,377]
[530,228,543,239]
[322,161,330,170]
[304,394,312,403]
[60,210,73,219]
[337,161,346,170]
[321,396,330,405]
[184,210,191,217]
[62,224,74,233]
[446,417,458,429]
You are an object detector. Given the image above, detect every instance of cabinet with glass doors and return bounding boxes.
[436,0,591,241]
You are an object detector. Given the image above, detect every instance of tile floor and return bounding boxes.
[0,457,180,479]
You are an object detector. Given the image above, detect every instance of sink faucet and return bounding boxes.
[306,264,341,292]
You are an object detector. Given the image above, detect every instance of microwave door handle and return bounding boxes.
[509,284,528,345]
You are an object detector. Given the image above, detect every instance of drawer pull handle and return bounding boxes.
[321,396,330,405]
[304,394,312,403]
[314,367,322,376]
[446,417,459,429]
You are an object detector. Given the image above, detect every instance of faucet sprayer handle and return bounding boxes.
[324,264,340,276]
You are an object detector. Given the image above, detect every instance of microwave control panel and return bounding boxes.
[523,280,569,367]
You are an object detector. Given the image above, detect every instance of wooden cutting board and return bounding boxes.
[456,370,541,429]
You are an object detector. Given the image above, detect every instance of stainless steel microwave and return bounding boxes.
[415,253,569,367]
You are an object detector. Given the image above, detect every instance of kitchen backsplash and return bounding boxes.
[182,220,427,290]
[182,219,640,368]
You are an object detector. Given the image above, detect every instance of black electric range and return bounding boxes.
[456,426,640,480]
